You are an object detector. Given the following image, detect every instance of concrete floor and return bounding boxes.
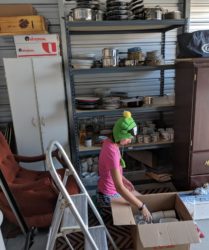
[3,219,209,250]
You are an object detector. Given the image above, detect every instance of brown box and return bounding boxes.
[0,16,48,36]
[0,4,37,17]
[111,193,200,250]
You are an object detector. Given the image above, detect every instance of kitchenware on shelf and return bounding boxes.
[107,10,130,16]
[164,10,181,19]
[102,48,119,67]
[145,50,164,66]
[103,58,117,67]
[84,137,93,147]
[71,59,94,69]
[70,8,94,21]
[106,14,129,20]
[143,96,153,105]
[76,96,100,110]
[94,88,111,97]
[102,96,121,110]
[144,6,163,20]
[120,97,144,107]
[75,96,100,102]
[94,10,104,20]
[143,135,151,144]
[129,0,144,9]
[102,48,118,58]
[106,1,128,8]
[72,53,95,60]
[137,134,144,143]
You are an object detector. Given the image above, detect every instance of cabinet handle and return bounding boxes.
[31,118,37,127]
[204,160,209,167]
[41,117,46,126]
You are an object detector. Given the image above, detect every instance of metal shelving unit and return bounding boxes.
[66,19,187,34]
[58,0,187,180]
[70,64,176,75]
[76,104,175,118]
[79,141,174,156]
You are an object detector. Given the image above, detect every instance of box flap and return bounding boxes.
[111,198,136,225]
[138,221,200,248]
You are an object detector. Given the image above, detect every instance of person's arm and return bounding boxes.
[122,175,135,191]
[111,168,152,221]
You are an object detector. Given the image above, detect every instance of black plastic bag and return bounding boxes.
[177,30,209,58]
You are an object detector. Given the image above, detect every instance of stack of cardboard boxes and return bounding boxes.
[0,4,48,35]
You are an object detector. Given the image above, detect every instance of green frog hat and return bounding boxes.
[113,111,137,143]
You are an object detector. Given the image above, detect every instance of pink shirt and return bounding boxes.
[98,139,122,195]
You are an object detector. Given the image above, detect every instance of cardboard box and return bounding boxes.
[14,34,60,57]
[111,193,200,250]
[0,16,47,36]
[0,4,37,17]
[180,193,209,220]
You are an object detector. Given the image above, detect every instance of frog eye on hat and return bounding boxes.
[128,126,137,136]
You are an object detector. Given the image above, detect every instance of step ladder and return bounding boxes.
[45,141,118,250]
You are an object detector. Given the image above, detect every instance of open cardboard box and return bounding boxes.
[111,192,200,250]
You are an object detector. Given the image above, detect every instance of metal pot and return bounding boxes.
[102,48,118,58]
[71,8,93,21]
[143,96,153,105]
[94,10,104,21]
[164,11,181,20]
[144,7,162,20]
[103,58,117,67]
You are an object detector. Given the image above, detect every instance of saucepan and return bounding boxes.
[69,8,104,21]
[70,8,94,21]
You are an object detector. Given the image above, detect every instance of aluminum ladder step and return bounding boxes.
[60,193,88,232]
[85,225,108,250]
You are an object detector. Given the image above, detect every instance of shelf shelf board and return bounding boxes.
[78,141,173,156]
[67,19,187,34]
[71,64,175,75]
[76,104,174,118]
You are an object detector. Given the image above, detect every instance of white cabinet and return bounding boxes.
[4,56,68,167]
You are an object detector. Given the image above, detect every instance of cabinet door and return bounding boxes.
[192,67,209,152]
[3,58,42,156]
[191,151,209,175]
[32,57,69,153]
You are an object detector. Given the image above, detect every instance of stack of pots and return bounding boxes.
[102,48,118,67]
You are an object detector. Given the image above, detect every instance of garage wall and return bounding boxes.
[190,0,209,31]
[0,0,60,123]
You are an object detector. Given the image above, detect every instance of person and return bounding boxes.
[97,111,152,222]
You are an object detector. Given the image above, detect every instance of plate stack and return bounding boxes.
[106,0,130,20]
[76,0,103,10]
[129,0,144,20]
[75,97,100,110]
[102,96,121,110]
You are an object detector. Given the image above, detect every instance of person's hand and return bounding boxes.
[141,205,152,223]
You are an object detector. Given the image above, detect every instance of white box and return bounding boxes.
[180,193,209,220]
[14,34,60,57]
